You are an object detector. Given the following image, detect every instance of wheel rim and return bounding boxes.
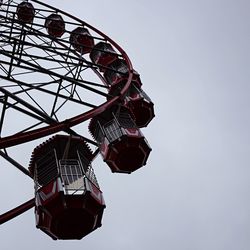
[0,0,134,149]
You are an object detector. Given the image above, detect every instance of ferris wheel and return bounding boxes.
[0,0,154,240]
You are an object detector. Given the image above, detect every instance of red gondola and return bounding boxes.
[70,27,94,54]
[29,135,105,240]
[45,14,65,38]
[16,1,35,23]
[109,81,155,128]
[90,42,118,71]
[89,105,151,173]
[104,59,129,86]
[105,61,154,127]
[124,85,155,127]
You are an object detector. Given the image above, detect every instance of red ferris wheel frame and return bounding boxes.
[0,0,134,225]
[0,0,134,149]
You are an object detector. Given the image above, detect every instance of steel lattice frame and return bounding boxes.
[0,0,134,224]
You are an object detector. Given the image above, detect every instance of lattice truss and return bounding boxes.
[0,0,122,140]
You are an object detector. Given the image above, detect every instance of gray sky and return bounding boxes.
[1,0,250,249]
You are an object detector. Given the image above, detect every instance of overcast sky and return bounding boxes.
[1,0,250,249]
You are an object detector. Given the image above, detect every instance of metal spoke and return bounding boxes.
[0,150,31,177]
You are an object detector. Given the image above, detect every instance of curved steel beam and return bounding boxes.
[0,198,35,225]
[0,1,134,147]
